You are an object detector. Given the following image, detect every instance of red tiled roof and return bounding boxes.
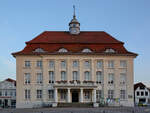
[134,82,146,91]
[26,31,123,44]
[5,78,16,86]
[12,31,137,56]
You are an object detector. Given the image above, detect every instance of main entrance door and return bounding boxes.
[72,91,79,102]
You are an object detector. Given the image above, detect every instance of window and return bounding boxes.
[58,48,68,52]
[120,90,126,99]
[82,48,92,53]
[34,48,45,53]
[141,91,144,96]
[61,71,66,81]
[25,61,30,67]
[0,91,2,96]
[60,90,66,100]
[25,89,30,99]
[108,90,114,99]
[120,73,126,84]
[105,48,115,53]
[61,61,66,69]
[96,71,102,84]
[37,60,42,68]
[10,92,13,96]
[84,91,90,99]
[37,90,42,99]
[72,71,78,81]
[48,90,54,99]
[49,71,54,83]
[5,91,7,96]
[108,73,114,84]
[120,60,127,68]
[96,90,102,102]
[137,91,139,96]
[49,61,54,69]
[84,61,90,69]
[97,61,102,69]
[145,91,148,96]
[37,73,43,84]
[108,60,114,68]
[84,71,91,81]
[73,61,78,68]
[25,73,30,84]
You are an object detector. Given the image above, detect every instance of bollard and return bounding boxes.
[103,110,105,113]
[132,109,134,113]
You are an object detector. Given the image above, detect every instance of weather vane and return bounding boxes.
[73,5,76,18]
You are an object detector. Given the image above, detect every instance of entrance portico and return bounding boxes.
[53,84,98,107]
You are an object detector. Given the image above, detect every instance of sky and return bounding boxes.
[0,0,150,84]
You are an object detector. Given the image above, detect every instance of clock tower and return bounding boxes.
[69,5,80,35]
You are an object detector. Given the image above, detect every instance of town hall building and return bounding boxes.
[12,8,137,108]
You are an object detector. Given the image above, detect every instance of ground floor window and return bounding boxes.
[96,90,102,102]
[37,90,42,99]
[120,90,126,100]
[25,89,30,99]
[60,90,67,100]
[48,90,54,99]
[108,90,114,99]
[84,91,90,100]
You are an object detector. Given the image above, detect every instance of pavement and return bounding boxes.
[0,107,150,113]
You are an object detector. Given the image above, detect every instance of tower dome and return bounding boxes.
[69,5,80,35]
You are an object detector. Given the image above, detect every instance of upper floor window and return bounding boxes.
[25,89,30,99]
[0,91,2,96]
[37,60,42,68]
[61,60,66,69]
[108,90,114,99]
[72,61,78,68]
[108,60,114,68]
[34,48,45,53]
[120,60,127,68]
[49,61,54,69]
[84,71,91,81]
[96,71,102,84]
[49,71,54,83]
[82,48,92,53]
[61,71,67,81]
[120,73,126,84]
[25,61,30,67]
[84,61,91,69]
[105,48,115,53]
[72,71,78,81]
[108,73,114,84]
[5,91,7,96]
[97,60,102,69]
[37,73,43,84]
[58,48,68,53]
[141,91,144,96]
[145,91,148,96]
[137,91,139,96]
[25,73,30,84]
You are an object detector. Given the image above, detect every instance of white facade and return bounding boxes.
[0,79,16,108]
[134,83,150,105]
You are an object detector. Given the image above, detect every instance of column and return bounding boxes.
[54,88,58,103]
[80,88,83,103]
[67,88,71,103]
[93,89,96,103]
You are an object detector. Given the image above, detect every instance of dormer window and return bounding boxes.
[34,48,45,53]
[58,48,68,53]
[82,48,92,53]
[105,48,115,53]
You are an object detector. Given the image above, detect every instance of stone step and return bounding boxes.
[58,102,93,107]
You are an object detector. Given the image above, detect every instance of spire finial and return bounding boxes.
[73,5,76,18]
